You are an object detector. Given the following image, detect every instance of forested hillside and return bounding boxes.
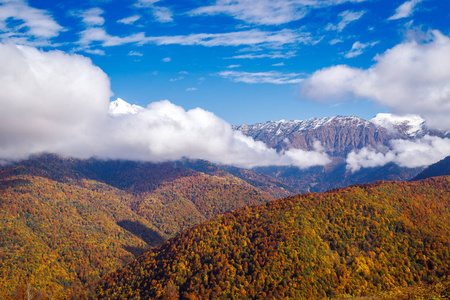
[95,177,450,299]
[0,175,156,298]
[0,154,286,298]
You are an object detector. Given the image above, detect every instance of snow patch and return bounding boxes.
[109,98,144,116]
[370,113,425,137]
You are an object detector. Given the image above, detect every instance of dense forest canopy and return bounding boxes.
[95,176,450,299]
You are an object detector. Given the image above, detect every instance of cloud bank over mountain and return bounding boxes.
[0,42,330,168]
[302,30,450,131]
[346,136,450,172]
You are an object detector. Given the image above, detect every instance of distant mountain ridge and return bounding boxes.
[413,155,450,181]
[234,113,443,157]
[232,113,447,193]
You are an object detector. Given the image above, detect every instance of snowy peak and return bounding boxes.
[109,98,144,116]
[370,113,425,137]
[235,116,368,137]
[234,116,379,156]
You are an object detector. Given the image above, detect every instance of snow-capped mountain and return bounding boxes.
[235,116,388,156]
[370,113,425,138]
[234,114,444,157]
[109,98,144,116]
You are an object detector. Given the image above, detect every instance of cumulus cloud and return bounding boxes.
[388,0,422,20]
[0,42,330,169]
[0,42,111,160]
[0,0,63,44]
[302,30,450,130]
[218,70,304,84]
[104,101,331,168]
[346,136,450,172]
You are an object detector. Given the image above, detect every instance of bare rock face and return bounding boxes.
[235,113,450,158]
[235,116,396,157]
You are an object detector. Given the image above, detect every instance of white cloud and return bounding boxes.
[302,30,450,130]
[189,0,308,25]
[134,0,173,23]
[0,42,111,160]
[84,48,105,55]
[283,141,332,169]
[326,10,365,32]
[346,136,450,172]
[77,28,310,48]
[128,50,143,56]
[135,0,160,5]
[0,42,330,169]
[329,38,343,45]
[118,15,141,25]
[344,41,378,58]
[80,8,105,26]
[105,101,331,168]
[230,51,296,59]
[272,62,285,67]
[227,64,241,69]
[162,57,171,62]
[186,87,198,91]
[388,0,422,20]
[189,0,367,26]
[0,0,63,43]
[145,29,310,48]
[78,27,146,46]
[218,70,304,84]
[152,6,173,23]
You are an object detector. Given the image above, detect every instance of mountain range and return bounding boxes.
[109,98,450,193]
[234,113,431,155]
[234,113,448,193]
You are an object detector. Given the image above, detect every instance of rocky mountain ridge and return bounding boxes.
[234,113,446,157]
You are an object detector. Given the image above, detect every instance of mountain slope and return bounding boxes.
[0,154,289,297]
[3,154,285,237]
[413,155,450,181]
[0,174,159,299]
[95,176,450,299]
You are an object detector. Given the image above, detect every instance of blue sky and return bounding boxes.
[1,0,448,125]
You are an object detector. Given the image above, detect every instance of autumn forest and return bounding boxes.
[1,154,450,299]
